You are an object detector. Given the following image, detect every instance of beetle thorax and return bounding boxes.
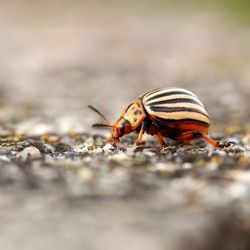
[109,99,147,142]
[122,99,147,130]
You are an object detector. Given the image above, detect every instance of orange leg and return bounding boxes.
[175,131,219,147]
[200,133,220,147]
[155,131,166,146]
[136,123,146,145]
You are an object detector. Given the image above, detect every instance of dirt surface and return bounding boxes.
[0,1,250,250]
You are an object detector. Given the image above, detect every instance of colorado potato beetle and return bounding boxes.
[88,87,220,147]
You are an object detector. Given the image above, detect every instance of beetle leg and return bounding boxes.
[155,131,166,146]
[136,123,146,145]
[200,133,220,147]
[175,131,219,147]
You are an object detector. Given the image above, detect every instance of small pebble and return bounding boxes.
[43,134,61,143]
[16,146,41,159]
[103,143,116,152]
[0,155,10,162]
[108,152,129,161]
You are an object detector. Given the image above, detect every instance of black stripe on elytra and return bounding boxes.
[154,117,209,126]
[150,106,209,118]
[146,91,195,102]
[148,98,203,107]
[144,88,162,97]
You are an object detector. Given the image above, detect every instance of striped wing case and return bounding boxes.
[142,87,210,125]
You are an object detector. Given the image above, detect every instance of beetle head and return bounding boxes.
[110,117,132,142]
[88,100,146,143]
[88,105,132,143]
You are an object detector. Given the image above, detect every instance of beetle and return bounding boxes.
[88,87,220,147]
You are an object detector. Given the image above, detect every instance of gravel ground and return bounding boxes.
[0,1,250,250]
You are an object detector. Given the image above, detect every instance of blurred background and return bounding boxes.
[0,0,249,135]
[0,2,250,250]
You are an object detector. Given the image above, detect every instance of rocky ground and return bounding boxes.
[0,131,250,250]
[0,1,250,250]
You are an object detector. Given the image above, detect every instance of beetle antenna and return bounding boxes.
[87,105,110,124]
[92,123,113,128]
